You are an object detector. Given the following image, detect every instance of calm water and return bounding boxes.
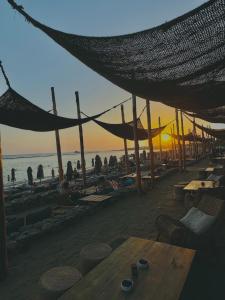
[2,150,126,186]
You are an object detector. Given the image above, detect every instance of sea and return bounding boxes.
[2,150,127,187]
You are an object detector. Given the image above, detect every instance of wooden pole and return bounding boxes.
[146,100,155,182]
[158,116,162,161]
[75,91,86,186]
[121,105,129,174]
[193,117,197,159]
[173,124,177,159]
[132,95,142,193]
[170,127,175,160]
[51,87,64,182]
[0,134,8,280]
[180,110,186,170]
[175,109,182,170]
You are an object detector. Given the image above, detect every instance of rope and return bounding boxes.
[0,61,11,88]
[138,105,146,119]
[81,96,131,118]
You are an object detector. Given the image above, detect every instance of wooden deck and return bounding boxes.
[59,237,195,300]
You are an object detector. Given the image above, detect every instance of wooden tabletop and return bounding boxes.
[184,180,217,191]
[205,167,215,172]
[79,194,112,203]
[59,237,195,300]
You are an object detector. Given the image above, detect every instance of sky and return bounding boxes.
[0,0,208,154]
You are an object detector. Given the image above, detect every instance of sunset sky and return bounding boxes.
[1,0,209,154]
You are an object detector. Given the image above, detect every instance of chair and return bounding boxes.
[155,194,225,249]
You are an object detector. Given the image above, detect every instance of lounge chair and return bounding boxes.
[155,194,225,249]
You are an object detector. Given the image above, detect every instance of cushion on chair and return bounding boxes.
[180,207,216,235]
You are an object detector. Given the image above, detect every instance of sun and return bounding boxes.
[161,133,171,142]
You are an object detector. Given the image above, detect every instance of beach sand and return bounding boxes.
[0,158,219,300]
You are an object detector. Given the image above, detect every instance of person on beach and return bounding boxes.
[51,168,55,178]
[27,166,33,185]
[77,160,81,170]
[96,176,113,194]
[7,175,10,182]
[95,155,102,174]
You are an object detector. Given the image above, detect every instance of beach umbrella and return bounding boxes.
[11,168,16,183]
[95,155,102,174]
[27,166,33,185]
[77,160,81,170]
[37,164,44,182]
[66,161,73,181]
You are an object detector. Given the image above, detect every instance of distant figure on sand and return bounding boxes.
[7,175,10,182]
[37,164,44,182]
[11,168,16,183]
[66,161,73,181]
[51,168,55,178]
[27,166,33,185]
[92,158,94,167]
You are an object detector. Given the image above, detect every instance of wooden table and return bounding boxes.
[79,194,112,204]
[59,237,195,300]
[184,180,217,191]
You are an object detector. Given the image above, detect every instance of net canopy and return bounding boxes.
[186,107,225,124]
[7,0,225,111]
[0,88,105,131]
[170,132,203,142]
[188,118,225,139]
[94,119,166,141]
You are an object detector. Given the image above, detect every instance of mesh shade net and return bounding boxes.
[94,118,166,141]
[7,0,225,111]
[0,88,106,131]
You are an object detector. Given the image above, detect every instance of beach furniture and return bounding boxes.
[184,180,219,191]
[60,237,195,300]
[79,242,112,275]
[78,194,112,205]
[155,194,225,249]
[38,266,82,300]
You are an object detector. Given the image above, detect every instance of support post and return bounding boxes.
[180,110,186,170]
[0,134,7,280]
[121,105,129,174]
[75,91,86,186]
[132,95,142,193]
[173,124,177,159]
[175,109,182,171]
[170,127,175,160]
[146,100,155,182]
[193,117,197,159]
[158,116,162,161]
[51,87,64,182]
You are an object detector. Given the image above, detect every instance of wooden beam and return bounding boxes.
[132,95,142,193]
[172,124,177,159]
[121,105,129,174]
[180,110,186,170]
[158,116,162,161]
[0,134,8,280]
[51,87,64,182]
[75,91,86,186]
[170,127,175,160]
[175,109,182,171]
[146,100,155,182]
